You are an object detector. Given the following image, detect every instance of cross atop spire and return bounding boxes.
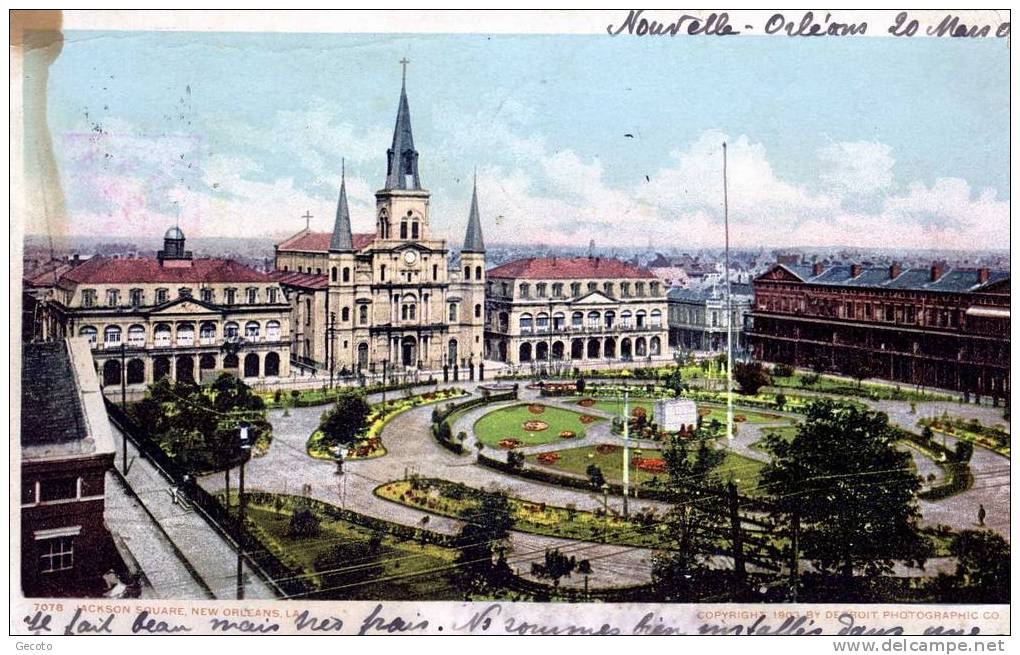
[384,61,422,190]
[462,171,485,254]
[301,210,313,230]
[330,157,353,253]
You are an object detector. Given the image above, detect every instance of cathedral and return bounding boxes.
[272,68,486,378]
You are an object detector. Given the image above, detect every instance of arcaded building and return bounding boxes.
[272,72,486,376]
[484,257,670,367]
[748,262,1010,400]
[36,227,292,389]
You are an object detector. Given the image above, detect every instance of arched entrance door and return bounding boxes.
[243,353,260,378]
[102,360,121,387]
[176,356,195,384]
[153,356,171,381]
[357,342,369,368]
[498,340,508,362]
[264,352,280,377]
[401,336,417,367]
[448,339,458,366]
[126,358,145,384]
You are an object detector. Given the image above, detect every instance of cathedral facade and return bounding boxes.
[273,72,486,377]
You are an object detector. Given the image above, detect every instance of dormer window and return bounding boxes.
[155,288,169,304]
[81,289,97,308]
[570,282,581,297]
[224,288,236,305]
[268,287,278,303]
[536,283,547,298]
[129,288,143,307]
[178,287,192,298]
[246,287,258,304]
[519,283,530,299]
[200,288,214,303]
[106,289,120,307]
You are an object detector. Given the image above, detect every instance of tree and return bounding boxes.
[455,489,514,591]
[319,389,371,446]
[733,362,772,396]
[576,378,586,393]
[586,463,606,489]
[945,529,1009,603]
[760,399,930,591]
[507,450,525,470]
[845,358,875,389]
[289,507,321,538]
[651,433,727,600]
[664,368,685,397]
[531,548,577,588]
[774,392,787,411]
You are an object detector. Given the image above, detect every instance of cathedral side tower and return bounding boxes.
[457,173,487,368]
[328,162,357,372]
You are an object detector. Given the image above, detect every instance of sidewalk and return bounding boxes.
[110,424,276,599]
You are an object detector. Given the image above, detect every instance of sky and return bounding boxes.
[33,29,1009,250]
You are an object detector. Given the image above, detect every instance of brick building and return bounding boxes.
[20,338,119,597]
[748,262,1010,400]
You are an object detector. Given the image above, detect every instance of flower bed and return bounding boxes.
[633,457,667,473]
[579,414,598,425]
[536,452,560,464]
[558,430,577,439]
[578,398,596,408]
[596,444,619,455]
[522,420,549,432]
[498,438,522,449]
[527,404,546,414]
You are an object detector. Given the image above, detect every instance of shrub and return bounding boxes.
[772,363,795,378]
[288,507,321,538]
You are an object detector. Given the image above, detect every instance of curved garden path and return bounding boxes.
[198,380,1009,593]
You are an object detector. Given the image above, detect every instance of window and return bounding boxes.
[432,265,438,281]
[570,282,581,297]
[605,311,616,329]
[154,323,172,346]
[536,283,547,298]
[128,324,146,346]
[178,287,192,298]
[79,325,98,345]
[359,305,368,325]
[464,266,471,280]
[520,313,533,334]
[176,323,195,346]
[268,287,278,303]
[536,312,549,332]
[304,298,311,325]
[620,282,631,297]
[266,320,281,340]
[650,282,660,296]
[342,267,350,283]
[129,288,143,307]
[588,282,597,293]
[475,266,482,280]
[474,304,482,319]
[39,536,74,573]
[401,301,417,321]
[587,311,600,329]
[341,307,350,322]
[200,288,213,303]
[199,322,216,343]
[501,282,509,296]
[572,311,583,329]
[331,267,338,282]
[603,282,614,296]
[400,221,408,239]
[40,477,78,502]
[380,265,387,282]
[636,282,646,297]
[106,289,119,307]
[246,288,258,304]
[103,325,122,346]
[411,221,419,239]
[225,288,236,305]
[81,289,96,308]
[223,322,239,340]
[553,312,565,330]
[650,309,662,327]
[245,321,261,340]
[448,303,458,322]
[519,283,530,298]
[621,311,633,328]
[552,283,563,298]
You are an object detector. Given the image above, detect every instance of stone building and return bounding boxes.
[272,71,486,377]
[667,283,752,354]
[21,338,119,597]
[484,256,670,367]
[748,262,1010,400]
[36,227,292,389]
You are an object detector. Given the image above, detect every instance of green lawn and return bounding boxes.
[771,374,952,402]
[750,425,799,453]
[574,397,789,425]
[243,502,464,600]
[525,444,766,495]
[473,403,603,448]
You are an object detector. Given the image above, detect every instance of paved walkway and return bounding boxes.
[104,470,210,599]
[111,425,275,599]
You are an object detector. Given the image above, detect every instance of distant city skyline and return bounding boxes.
[29,29,1008,250]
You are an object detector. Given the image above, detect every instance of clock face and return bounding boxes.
[402,250,417,264]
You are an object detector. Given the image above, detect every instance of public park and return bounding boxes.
[109,358,1010,603]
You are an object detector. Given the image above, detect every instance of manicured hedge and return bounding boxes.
[430,390,518,455]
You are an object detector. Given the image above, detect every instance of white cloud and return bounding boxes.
[817,141,895,196]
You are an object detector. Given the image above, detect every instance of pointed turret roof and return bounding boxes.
[462,172,485,253]
[384,66,422,190]
[330,161,353,252]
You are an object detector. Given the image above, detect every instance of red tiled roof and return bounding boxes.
[268,269,329,290]
[25,261,77,287]
[277,230,375,253]
[60,256,272,285]
[487,257,656,280]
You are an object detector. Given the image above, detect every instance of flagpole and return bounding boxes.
[724,142,734,442]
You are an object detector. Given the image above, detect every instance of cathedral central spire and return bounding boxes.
[385,59,422,191]
[462,170,485,253]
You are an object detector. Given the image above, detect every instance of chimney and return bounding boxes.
[850,263,862,278]
[811,262,823,276]
[889,262,901,279]
[930,263,943,282]
[978,267,989,284]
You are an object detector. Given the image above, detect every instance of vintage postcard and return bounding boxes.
[9,8,1012,643]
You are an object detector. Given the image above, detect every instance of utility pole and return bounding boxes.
[723,142,734,442]
[120,342,128,474]
[622,391,630,517]
[382,359,388,406]
[236,423,253,600]
[727,480,746,598]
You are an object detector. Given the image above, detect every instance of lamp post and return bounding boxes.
[601,482,610,543]
[236,422,253,600]
[622,391,630,517]
[120,342,128,474]
[327,312,337,389]
[381,359,389,407]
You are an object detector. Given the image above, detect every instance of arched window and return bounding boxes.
[636,310,647,328]
[464,266,471,280]
[357,342,369,367]
[266,320,281,340]
[341,307,350,322]
[128,324,146,346]
[621,311,633,329]
[587,311,601,329]
[359,305,368,325]
[331,267,337,282]
[342,267,350,282]
[176,323,195,346]
[400,295,417,321]
[103,326,121,346]
[650,336,662,355]
[264,352,280,377]
[245,321,261,340]
[400,220,408,239]
[552,312,565,331]
[154,323,172,346]
[411,220,419,239]
[474,304,482,319]
[448,303,457,322]
[520,313,533,334]
[448,339,458,365]
[475,266,482,280]
[605,310,616,329]
[78,324,97,344]
[650,309,662,327]
[571,311,583,329]
[536,312,549,333]
[223,321,239,340]
[519,342,532,362]
[199,321,216,343]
